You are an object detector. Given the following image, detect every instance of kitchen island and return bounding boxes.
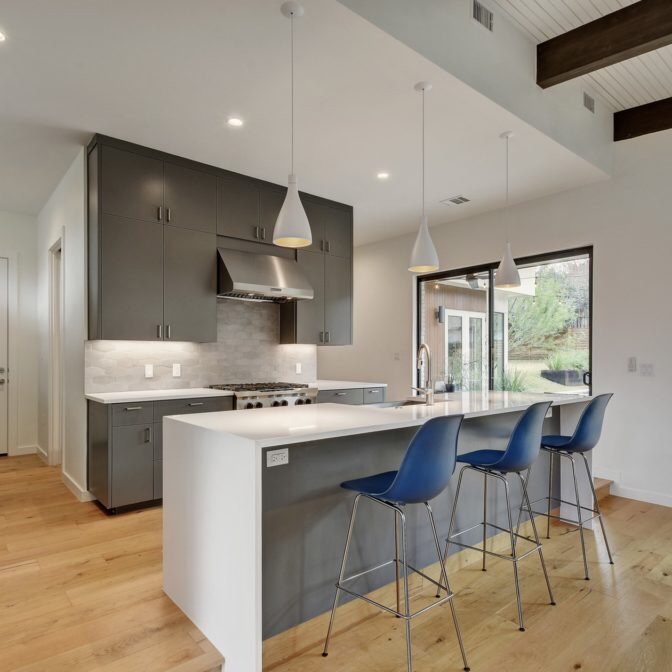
[162,392,590,671]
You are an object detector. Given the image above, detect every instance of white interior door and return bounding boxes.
[0,258,8,455]
[445,309,488,391]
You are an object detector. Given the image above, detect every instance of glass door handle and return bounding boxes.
[583,371,591,386]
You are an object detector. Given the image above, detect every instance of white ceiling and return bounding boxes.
[493,0,672,111]
[0,0,607,245]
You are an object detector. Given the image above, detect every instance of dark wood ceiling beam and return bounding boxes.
[614,97,672,141]
[537,0,672,89]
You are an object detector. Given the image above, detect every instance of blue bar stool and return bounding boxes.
[518,393,614,580]
[322,415,470,672]
[441,402,555,632]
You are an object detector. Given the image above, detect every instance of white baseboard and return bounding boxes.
[61,470,95,502]
[10,444,39,456]
[36,444,48,462]
[611,484,672,509]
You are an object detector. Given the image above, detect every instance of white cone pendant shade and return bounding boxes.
[273,174,312,248]
[495,242,521,288]
[409,215,439,273]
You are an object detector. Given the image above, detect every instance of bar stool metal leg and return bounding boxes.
[482,476,488,571]
[502,476,526,631]
[568,454,590,580]
[398,509,413,672]
[322,494,362,657]
[439,466,467,598]
[516,473,555,606]
[546,451,554,539]
[425,503,470,672]
[395,512,401,614]
[580,453,615,565]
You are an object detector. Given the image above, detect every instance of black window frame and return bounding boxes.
[416,246,594,394]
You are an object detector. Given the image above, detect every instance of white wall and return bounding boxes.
[0,209,38,453]
[319,131,672,507]
[37,149,88,499]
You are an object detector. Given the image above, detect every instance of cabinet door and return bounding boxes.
[164,162,217,233]
[154,461,163,500]
[302,200,326,254]
[164,226,217,342]
[323,206,352,258]
[111,425,155,507]
[101,146,164,223]
[259,186,286,243]
[217,177,261,241]
[295,250,325,344]
[100,214,164,340]
[324,254,352,345]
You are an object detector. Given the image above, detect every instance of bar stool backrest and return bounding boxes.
[565,393,613,453]
[493,401,553,472]
[380,415,464,504]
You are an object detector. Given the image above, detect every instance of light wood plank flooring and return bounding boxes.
[3,455,672,671]
[0,455,223,672]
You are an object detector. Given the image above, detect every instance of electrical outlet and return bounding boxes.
[295,362,302,375]
[266,448,289,467]
[144,364,154,378]
[393,352,400,361]
[640,363,654,377]
[172,363,181,377]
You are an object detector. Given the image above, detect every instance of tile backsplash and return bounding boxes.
[85,300,317,392]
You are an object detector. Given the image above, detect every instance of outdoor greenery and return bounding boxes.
[545,350,589,372]
[495,368,528,392]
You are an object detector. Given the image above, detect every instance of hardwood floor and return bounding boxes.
[3,455,672,672]
[0,455,223,672]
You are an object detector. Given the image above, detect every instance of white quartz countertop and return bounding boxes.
[85,388,234,404]
[312,380,388,390]
[167,391,587,448]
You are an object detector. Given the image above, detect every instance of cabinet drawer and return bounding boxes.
[153,396,232,421]
[317,388,364,405]
[363,387,385,404]
[111,402,155,427]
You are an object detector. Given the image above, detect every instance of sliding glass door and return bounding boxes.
[418,248,592,395]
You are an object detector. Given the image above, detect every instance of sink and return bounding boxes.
[370,399,427,408]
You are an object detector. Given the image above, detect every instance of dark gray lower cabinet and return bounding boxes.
[88,396,232,511]
[317,387,385,405]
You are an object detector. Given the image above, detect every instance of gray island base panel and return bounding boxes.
[162,393,590,671]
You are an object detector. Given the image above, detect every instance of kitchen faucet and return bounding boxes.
[412,343,434,405]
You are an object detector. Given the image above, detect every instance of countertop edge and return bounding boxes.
[85,389,235,404]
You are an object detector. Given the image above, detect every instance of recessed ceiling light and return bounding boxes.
[227,117,244,127]
[376,171,390,180]
[0,32,6,42]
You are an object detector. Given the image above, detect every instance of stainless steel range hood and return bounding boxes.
[217,248,314,302]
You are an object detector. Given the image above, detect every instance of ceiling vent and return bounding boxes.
[473,0,494,32]
[441,195,471,206]
[583,92,596,114]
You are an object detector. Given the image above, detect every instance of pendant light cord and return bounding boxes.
[505,133,510,243]
[290,13,295,175]
[422,87,425,218]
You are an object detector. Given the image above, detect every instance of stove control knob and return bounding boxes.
[272,401,281,407]
[281,400,289,406]
[255,402,264,409]
[245,403,254,410]
[295,398,304,405]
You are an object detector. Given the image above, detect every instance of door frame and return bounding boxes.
[48,234,66,467]
[0,251,19,455]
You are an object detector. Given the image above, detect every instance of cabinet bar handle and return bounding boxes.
[166,324,171,340]
[325,331,331,343]
[157,206,163,221]
[334,392,347,397]
[125,406,143,411]
[320,240,324,252]
[157,324,162,339]
[254,226,260,239]
[166,207,171,223]
[319,331,324,343]
[325,240,331,253]
[261,227,266,240]
[188,402,204,407]
[145,427,152,443]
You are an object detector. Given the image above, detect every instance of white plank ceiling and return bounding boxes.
[492,0,672,110]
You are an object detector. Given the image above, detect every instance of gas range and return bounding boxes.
[209,382,318,410]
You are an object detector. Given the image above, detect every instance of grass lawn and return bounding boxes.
[507,359,589,394]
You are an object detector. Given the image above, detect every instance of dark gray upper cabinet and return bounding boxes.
[295,250,326,344]
[217,177,262,242]
[259,186,286,242]
[324,255,352,345]
[101,146,164,223]
[303,199,352,257]
[164,226,217,342]
[100,214,164,341]
[163,163,216,233]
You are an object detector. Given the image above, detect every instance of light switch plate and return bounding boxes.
[172,363,181,377]
[627,357,637,372]
[144,364,154,378]
[267,448,289,467]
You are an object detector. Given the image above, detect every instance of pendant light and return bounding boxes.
[408,82,439,273]
[494,131,521,288]
[273,1,312,249]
